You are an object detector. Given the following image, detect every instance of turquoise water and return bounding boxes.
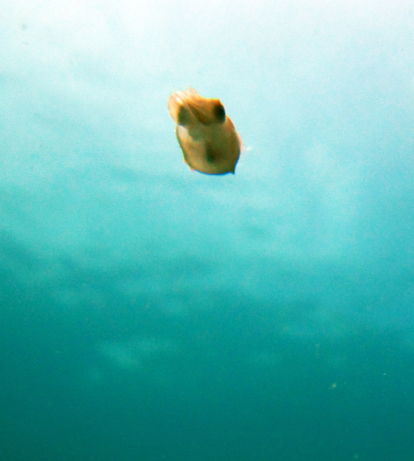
[1,1,414,460]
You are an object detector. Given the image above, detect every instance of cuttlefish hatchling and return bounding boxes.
[167,88,241,175]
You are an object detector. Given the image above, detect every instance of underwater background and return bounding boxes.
[1,0,414,460]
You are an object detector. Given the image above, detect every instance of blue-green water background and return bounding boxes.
[1,1,414,460]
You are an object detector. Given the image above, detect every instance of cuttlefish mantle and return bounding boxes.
[167,88,241,175]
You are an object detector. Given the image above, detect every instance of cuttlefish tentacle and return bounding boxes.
[167,88,241,175]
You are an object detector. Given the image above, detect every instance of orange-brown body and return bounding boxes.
[167,88,241,175]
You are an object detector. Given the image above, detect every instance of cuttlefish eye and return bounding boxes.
[167,88,241,175]
[212,102,226,123]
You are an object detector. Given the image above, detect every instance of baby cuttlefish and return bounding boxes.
[167,88,242,175]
